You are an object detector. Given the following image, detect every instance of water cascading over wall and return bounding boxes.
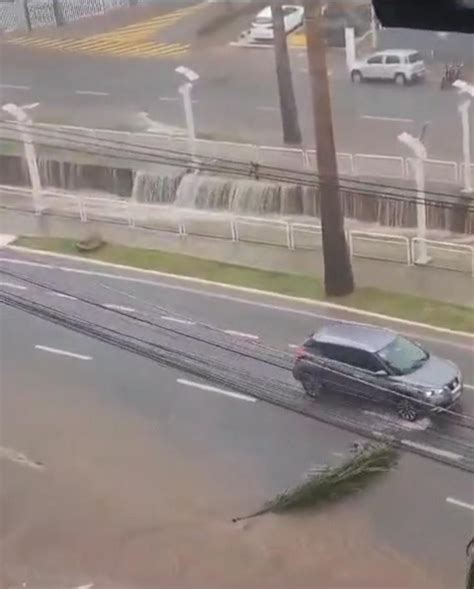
[1,153,472,233]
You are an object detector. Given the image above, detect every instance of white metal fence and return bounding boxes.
[2,185,472,275]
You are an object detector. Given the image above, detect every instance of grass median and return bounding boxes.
[13,236,474,333]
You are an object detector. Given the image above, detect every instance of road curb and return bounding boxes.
[6,244,474,339]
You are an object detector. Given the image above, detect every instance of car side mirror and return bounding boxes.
[375,369,388,376]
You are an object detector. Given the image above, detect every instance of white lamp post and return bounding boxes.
[2,102,42,214]
[452,79,474,195]
[398,131,430,265]
[175,66,199,156]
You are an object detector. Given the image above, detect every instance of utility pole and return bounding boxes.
[303,0,354,296]
[272,1,302,145]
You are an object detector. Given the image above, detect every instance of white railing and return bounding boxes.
[2,186,472,275]
[349,231,411,265]
[412,238,474,276]
[353,154,406,179]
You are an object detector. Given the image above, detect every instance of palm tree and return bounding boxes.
[272,1,302,145]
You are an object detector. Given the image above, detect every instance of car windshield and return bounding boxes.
[377,336,429,375]
[408,52,423,63]
[254,16,273,26]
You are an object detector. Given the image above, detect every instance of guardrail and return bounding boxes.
[2,185,472,275]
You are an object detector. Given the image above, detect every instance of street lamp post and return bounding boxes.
[459,99,473,194]
[452,80,474,195]
[175,66,199,157]
[398,131,430,265]
[2,102,42,214]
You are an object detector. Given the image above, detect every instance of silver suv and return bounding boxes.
[293,323,462,421]
[351,50,426,85]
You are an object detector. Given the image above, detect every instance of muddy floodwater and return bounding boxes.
[1,383,440,589]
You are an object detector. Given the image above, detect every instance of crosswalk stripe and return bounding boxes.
[3,2,200,59]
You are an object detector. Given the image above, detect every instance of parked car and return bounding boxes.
[350,50,426,85]
[293,323,462,421]
[248,5,304,42]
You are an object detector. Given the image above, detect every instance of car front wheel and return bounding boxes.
[395,73,407,86]
[397,399,418,421]
[351,70,363,83]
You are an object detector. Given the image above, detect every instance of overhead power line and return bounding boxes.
[1,121,474,212]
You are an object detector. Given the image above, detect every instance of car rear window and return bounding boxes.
[408,52,423,63]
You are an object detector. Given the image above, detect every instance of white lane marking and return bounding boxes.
[464,383,474,390]
[363,410,431,431]
[75,90,109,96]
[0,446,44,470]
[362,115,414,124]
[177,378,257,402]
[34,345,92,361]
[75,584,94,589]
[0,281,27,290]
[1,257,53,269]
[224,329,259,340]
[288,344,299,349]
[256,106,279,112]
[446,497,474,511]
[104,303,135,313]
[161,315,195,325]
[3,252,474,343]
[0,84,31,90]
[401,440,462,461]
[50,292,77,300]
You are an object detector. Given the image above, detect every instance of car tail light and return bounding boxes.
[295,346,307,360]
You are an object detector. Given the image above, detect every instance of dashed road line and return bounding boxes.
[50,292,77,300]
[0,446,44,470]
[446,497,474,511]
[0,281,27,290]
[177,378,257,402]
[401,439,463,461]
[161,316,195,325]
[256,106,279,112]
[464,383,474,390]
[362,115,414,124]
[0,84,31,90]
[75,90,110,96]
[224,330,259,340]
[34,345,92,361]
[104,303,135,313]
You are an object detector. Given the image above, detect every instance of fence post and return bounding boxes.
[16,0,31,32]
[287,222,294,250]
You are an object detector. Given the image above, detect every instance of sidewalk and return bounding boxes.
[2,207,472,308]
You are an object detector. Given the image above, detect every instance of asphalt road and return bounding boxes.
[0,33,472,161]
[1,247,473,586]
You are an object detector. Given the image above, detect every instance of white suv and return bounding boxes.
[350,50,426,86]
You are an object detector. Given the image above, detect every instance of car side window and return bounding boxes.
[367,55,383,64]
[385,55,400,64]
[320,344,381,372]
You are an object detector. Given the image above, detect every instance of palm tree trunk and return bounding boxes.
[272,1,302,145]
[303,0,354,296]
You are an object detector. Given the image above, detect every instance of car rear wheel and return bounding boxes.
[301,374,322,398]
[351,70,363,83]
[397,399,418,421]
[395,73,407,86]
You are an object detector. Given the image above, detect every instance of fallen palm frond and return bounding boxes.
[232,442,398,523]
